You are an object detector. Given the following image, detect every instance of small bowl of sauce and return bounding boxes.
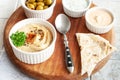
[85,7,114,34]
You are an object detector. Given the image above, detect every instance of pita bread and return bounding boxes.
[76,33,116,76]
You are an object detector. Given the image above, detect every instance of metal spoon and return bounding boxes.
[55,14,74,73]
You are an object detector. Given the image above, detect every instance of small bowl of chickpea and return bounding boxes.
[21,0,56,20]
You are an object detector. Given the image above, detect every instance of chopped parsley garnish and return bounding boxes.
[10,31,26,47]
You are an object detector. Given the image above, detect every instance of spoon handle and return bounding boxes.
[64,34,74,73]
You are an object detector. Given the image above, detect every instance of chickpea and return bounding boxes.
[25,1,29,5]
[43,6,48,9]
[37,0,43,2]
[36,5,44,10]
[45,0,52,5]
[37,2,45,6]
[27,0,36,3]
[32,2,37,7]
[26,3,35,10]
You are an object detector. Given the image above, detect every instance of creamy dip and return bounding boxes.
[64,0,88,11]
[87,9,113,26]
[17,24,53,52]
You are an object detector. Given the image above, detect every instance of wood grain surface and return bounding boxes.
[3,0,114,80]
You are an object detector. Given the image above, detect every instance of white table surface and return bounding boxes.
[0,0,120,80]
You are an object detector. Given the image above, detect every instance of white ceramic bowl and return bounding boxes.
[85,7,114,34]
[62,0,91,18]
[21,0,56,20]
[9,18,57,64]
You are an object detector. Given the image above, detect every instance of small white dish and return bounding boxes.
[21,0,56,20]
[85,7,114,34]
[62,0,91,18]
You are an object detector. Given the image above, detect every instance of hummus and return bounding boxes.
[17,24,53,52]
[87,9,113,26]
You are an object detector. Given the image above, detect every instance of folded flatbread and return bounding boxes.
[76,33,116,76]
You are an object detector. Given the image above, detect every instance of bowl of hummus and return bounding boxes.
[85,7,114,34]
[9,18,57,64]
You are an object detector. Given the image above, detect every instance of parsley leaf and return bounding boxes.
[10,31,26,47]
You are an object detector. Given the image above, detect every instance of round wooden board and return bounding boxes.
[4,0,114,80]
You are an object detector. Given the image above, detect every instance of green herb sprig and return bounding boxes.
[10,31,26,47]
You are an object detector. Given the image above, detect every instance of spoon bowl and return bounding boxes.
[55,14,71,34]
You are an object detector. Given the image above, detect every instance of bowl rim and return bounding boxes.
[62,0,92,12]
[21,0,56,12]
[9,18,57,55]
[85,6,115,28]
